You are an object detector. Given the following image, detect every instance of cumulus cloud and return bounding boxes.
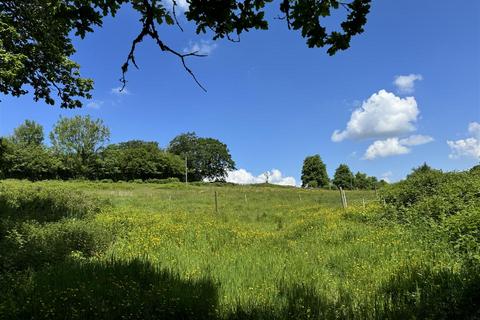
[363,138,410,160]
[447,122,480,159]
[226,169,296,186]
[364,134,433,160]
[183,40,217,55]
[111,87,130,95]
[86,100,104,109]
[394,74,423,94]
[331,90,419,142]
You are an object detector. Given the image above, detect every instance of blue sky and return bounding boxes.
[1,0,479,185]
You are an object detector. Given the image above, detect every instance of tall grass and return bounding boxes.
[0,179,478,319]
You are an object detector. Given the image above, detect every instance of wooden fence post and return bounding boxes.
[339,187,347,212]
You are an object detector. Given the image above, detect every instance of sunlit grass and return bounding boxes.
[1,180,475,319]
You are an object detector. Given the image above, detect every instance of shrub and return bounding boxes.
[0,181,106,223]
[442,208,480,262]
[379,167,480,262]
[0,219,113,272]
[380,170,480,221]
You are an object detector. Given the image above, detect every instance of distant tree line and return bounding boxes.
[301,154,387,190]
[0,117,235,182]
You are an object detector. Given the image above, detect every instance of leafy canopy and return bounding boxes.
[99,140,184,181]
[50,115,110,176]
[332,163,354,189]
[168,132,235,181]
[301,154,329,188]
[0,0,371,107]
[12,120,44,146]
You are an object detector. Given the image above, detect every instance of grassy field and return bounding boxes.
[0,180,475,319]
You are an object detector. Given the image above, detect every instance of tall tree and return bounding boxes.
[333,164,354,189]
[0,0,371,107]
[168,132,235,181]
[50,115,109,177]
[301,154,329,188]
[354,171,369,189]
[197,138,236,181]
[12,120,44,146]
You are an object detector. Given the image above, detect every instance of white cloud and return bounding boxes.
[468,121,480,139]
[183,40,217,55]
[399,134,434,146]
[394,74,423,94]
[363,134,433,160]
[332,90,419,142]
[380,171,393,183]
[111,87,130,95]
[363,138,410,160]
[226,169,296,186]
[86,100,104,109]
[447,122,480,159]
[357,135,434,161]
[163,0,189,11]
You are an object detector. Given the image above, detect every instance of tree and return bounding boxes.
[168,132,235,181]
[407,162,441,179]
[11,120,44,146]
[0,0,371,107]
[354,171,368,189]
[197,138,236,181]
[99,140,184,181]
[333,164,354,189]
[301,154,329,188]
[0,137,61,180]
[367,176,378,190]
[50,115,110,177]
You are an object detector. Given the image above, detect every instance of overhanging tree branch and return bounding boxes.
[120,0,206,92]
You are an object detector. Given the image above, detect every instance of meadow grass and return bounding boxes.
[0,180,477,319]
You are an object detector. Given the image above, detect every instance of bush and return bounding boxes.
[0,181,106,223]
[308,180,318,188]
[379,167,480,262]
[380,170,480,221]
[442,208,480,262]
[0,181,115,273]
[0,219,113,272]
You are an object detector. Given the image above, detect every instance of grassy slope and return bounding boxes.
[0,181,466,319]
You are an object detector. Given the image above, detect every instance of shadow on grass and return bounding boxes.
[1,258,219,319]
[1,258,479,319]
[1,185,478,319]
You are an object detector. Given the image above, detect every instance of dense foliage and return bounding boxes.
[1,118,235,182]
[0,0,371,107]
[379,164,480,263]
[301,154,329,188]
[168,132,235,182]
[50,115,110,178]
[97,140,185,181]
[11,119,44,146]
[332,163,354,189]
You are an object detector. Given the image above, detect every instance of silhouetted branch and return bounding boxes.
[120,0,206,92]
